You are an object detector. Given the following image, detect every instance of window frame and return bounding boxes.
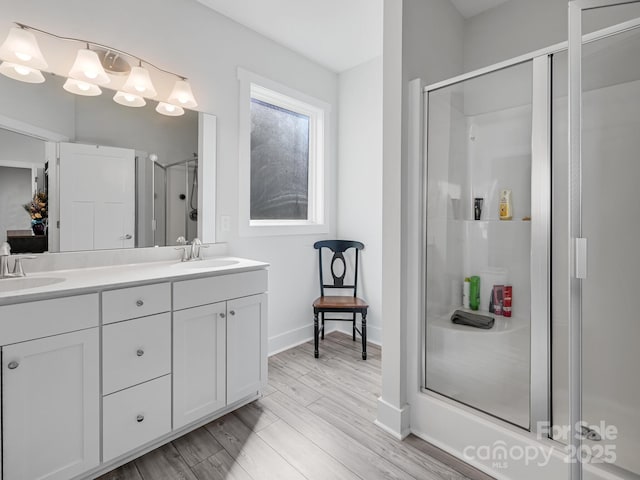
[238,68,330,236]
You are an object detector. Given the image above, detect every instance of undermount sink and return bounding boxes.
[172,258,240,270]
[0,276,66,293]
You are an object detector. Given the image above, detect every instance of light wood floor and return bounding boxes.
[98,332,493,480]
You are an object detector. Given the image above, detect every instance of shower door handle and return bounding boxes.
[575,238,587,279]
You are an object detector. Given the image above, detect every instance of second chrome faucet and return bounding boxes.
[175,237,209,262]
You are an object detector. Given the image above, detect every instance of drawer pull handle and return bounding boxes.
[136,349,145,357]
[219,313,226,318]
[7,361,19,370]
[136,414,144,423]
[136,299,144,307]
[229,310,236,316]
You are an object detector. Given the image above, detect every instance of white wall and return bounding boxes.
[1,0,339,354]
[378,0,465,438]
[0,73,74,139]
[336,56,383,345]
[0,129,45,164]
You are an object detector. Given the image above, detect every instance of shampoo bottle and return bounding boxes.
[463,277,470,309]
[469,276,480,311]
[499,189,513,220]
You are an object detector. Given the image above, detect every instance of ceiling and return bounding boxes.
[196,0,510,73]
[196,0,383,73]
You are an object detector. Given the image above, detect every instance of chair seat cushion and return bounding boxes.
[313,296,368,309]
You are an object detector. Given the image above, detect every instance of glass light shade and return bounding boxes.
[155,102,184,116]
[0,61,45,83]
[167,80,197,108]
[113,90,146,107]
[122,66,157,98]
[68,49,110,85]
[63,78,102,96]
[0,27,48,70]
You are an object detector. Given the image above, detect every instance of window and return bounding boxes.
[238,68,330,236]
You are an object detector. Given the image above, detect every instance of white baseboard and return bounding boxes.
[268,323,340,356]
[375,396,411,439]
[334,322,383,346]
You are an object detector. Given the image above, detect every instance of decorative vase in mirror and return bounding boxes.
[32,220,46,236]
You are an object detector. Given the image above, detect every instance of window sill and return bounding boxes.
[239,220,329,237]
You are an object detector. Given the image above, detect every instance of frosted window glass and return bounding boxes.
[250,98,309,220]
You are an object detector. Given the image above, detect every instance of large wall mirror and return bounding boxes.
[0,71,216,254]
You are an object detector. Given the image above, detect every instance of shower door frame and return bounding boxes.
[567,1,640,479]
[421,54,551,435]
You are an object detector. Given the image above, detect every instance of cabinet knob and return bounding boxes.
[219,312,226,318]
[136,299,144,307]
[229,310,236,316]
[7,361,19,370]
[136,349,145,357]
[136,414,144,423]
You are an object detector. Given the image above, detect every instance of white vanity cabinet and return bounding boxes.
[173,270,268,426]
[0,295,100,480]
[0,261,268,480]
[227,293,268,404]
[173,301,227,428]
[101,283,172,462]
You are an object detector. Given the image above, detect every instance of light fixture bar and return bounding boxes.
[14,22,190,81]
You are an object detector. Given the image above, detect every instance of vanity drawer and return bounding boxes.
[173,269,268,311]
[102,313,171,395]
[102,282,171,324]
[0,294,98,346]
[102,374,171,462]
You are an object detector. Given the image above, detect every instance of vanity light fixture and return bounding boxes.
[63,78,102,96]
[167,79,198,109]
[68,47,110,85]
[113,90,146,107]
[122,64,157,99]
[0,22,198,116]
[0,26,48,83]
[156,102,185,116]
[0,61,45,83]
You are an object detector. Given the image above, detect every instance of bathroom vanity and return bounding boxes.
[0,256,268,480]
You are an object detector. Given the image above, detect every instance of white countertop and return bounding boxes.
[0,256,269,305]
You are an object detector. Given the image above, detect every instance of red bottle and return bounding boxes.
[503,285,512,317]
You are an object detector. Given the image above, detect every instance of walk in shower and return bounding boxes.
[150,155,198,246]
[421,2,640,478]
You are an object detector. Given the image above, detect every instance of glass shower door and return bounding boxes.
[568,3,640,476]
[424,61,540,429]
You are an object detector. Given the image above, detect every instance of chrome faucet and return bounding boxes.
[0,242,10,278]
[190,238,203,260]
[175,238,209,262]
[0,243,35,278]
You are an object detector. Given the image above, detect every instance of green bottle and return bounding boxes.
[469,276,480,311]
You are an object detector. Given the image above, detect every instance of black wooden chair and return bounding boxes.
[312,240,369,360]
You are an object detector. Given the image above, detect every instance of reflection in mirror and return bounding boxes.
[0,71,212,253]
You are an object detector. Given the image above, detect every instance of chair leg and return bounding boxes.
[361,312,367,360]
[314,311,319,358]
[321,312,325,340]
[352,313,356,341]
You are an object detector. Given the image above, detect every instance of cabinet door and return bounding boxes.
[227,294,268,404]
[173,302,226,429]
[2,328,100,480]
